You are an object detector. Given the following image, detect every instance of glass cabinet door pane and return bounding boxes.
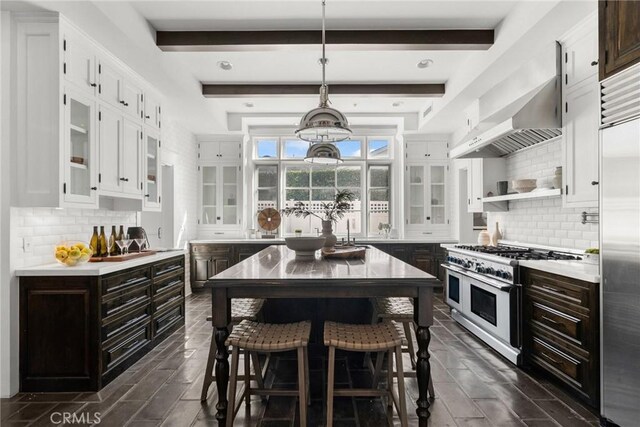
[146,135,159,202]
[68,97,92,197]
[222,166,238,225]
[408,165,425,224]
[430,165,446,224]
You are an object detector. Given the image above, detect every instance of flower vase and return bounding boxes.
[321,220,337,249]
[491,222,503,246]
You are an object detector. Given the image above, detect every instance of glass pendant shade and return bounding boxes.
[304,141,343,164]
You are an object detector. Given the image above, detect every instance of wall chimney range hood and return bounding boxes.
[450,43,562,159]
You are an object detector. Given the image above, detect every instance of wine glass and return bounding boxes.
[134,238,145,253]
[115,239,127,255]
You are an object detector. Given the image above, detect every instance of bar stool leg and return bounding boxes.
[326,346,336,427]
[226,346,240,427]
[303,346,310,405]
[428,376,435,398]
[395,346,408,427]
[372,351,385,388]
[244,350,251,409]
[201,332,217,402]
[297,347,308,427]
[403,321,417,370]
[387,350,394,410]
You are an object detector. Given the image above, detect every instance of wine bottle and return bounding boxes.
[90,226,99,257]
[117,225,125,255]
[99,226,108,257]
[108,225,118,256]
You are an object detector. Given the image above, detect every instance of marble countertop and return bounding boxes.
[190,237,458,245]
[518,259,600,283]
[15,250,187,277]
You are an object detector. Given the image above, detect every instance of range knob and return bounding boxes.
[476,265,485,273]
[485,266,495,275]
[504,271,513,280]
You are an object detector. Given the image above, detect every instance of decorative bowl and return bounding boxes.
[54,241,93,266]
[285,237,326,260]
[512,179,537,193]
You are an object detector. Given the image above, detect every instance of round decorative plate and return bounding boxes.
[257,208,281,232]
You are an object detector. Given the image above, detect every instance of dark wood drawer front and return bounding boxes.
[191,244,231,254]
[154,274,183,297]
[102,267,151,296]
[154,287,184,314]
[102,284,151,321]
[524,269,589,308]
[154,304,184,336]
[103,322,151,374]
[532,337,584,386]
[152,256,184,279]
[530,300,584,344]
[102,305,150,344]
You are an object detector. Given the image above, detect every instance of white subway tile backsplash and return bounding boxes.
[488,141,599,251]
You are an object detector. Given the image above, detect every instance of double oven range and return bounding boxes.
[443,244,581,365]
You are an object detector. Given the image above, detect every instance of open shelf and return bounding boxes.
[69,162,87,170]
[70,124,88,134]
[482,188,561,203]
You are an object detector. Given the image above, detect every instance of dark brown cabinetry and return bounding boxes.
[521,268,599,408]
[190,242,447,291]
[599,0,640,79]
[20,255,185,392]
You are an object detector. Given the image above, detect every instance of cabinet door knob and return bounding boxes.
[145,115,151,119]
[90,186,97,190]
[120,100,125,105]
[144,194,150,197]
[591,181,599,185]
[591,60,598,66]
[90,83,97,87]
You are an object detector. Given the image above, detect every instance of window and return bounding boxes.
[256,139,278,159]
[256,165,278,211]
[253,135,394,236]
[369,165,390,235]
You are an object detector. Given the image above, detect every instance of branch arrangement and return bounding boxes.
[281,189,356,223]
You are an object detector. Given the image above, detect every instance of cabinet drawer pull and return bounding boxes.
[541,285,565,294]
[541,352,562,365]
[541,315,559,325]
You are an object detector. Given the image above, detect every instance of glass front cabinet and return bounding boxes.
[63,87,98,206]
[143,129,161,210]
[199,164,242,230]
[405,162,449,236]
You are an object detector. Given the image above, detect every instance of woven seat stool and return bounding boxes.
[201,298,266,402]
[368,297,435,398]
[226,320,312,427]
[324,321,408,427]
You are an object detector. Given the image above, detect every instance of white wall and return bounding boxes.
[487,140,598,250]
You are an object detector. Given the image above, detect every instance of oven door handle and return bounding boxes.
[443,264,516,292]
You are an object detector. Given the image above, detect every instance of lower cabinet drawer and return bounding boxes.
[102,267,151,296]
[102,321,151,374]
[102,284,151,321]
[531,336,585,387]
[154,287,184,314]
[153,257,184,279]
[529,299,585,345]
[102,305,150,344]
[154,303,184,337]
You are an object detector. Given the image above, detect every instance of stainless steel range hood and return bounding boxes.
[450,43,562,159]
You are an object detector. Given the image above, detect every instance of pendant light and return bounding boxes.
[297,0,351,164]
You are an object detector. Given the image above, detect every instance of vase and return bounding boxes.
[321,220,337,249]
[477,229,491,246]
[552,166,562,190]
[491,222,503,246]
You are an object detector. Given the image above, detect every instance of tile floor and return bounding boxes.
[1,292,601,426]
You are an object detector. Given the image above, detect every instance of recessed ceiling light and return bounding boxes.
[218,60,233,71]
[417,59,434,69]
[244,102,254,108]
[392,101,404,107]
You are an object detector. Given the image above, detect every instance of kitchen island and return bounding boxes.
[204,245,440,425]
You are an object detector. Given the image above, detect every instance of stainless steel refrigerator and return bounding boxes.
[601,117,640,426]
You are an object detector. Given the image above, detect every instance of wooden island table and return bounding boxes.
[204,245,440,425]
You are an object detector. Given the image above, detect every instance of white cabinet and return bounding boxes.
[199,141,242,161]
[562,14,598,91]
[63,87,98,206]
[143,129,161,210]
[463,99,480,133]
[405,140,448,160]
[405,162,449,235]
[466,158,507,213]
[98,104,122,193]
[563,75,599,206]
[63,31,96,95]
[14,16,162,209]
[144,93,161,129]
[199,164,242,227]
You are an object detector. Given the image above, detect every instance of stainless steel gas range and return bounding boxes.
[443,244,581,365]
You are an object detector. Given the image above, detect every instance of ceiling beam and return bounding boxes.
[202,84,445,98]
[157,30,494,52]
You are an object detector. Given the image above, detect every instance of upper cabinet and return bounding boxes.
[561,14,599,208]
[199,141,242,161]
[144,130,162,211]
[14,15,162,209]
[405,161,450,236]
[599,0,640,80]
[404,140,448,160]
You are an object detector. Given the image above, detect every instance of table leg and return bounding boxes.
[214,326,230,425]
[415,326,432,425]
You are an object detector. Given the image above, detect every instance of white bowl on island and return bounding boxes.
[285,237,326,260]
